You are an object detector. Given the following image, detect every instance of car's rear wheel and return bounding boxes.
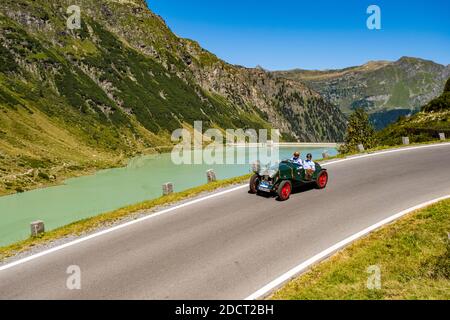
[277,180,292,201]
[316,170,328,189]
[249,174,260,194]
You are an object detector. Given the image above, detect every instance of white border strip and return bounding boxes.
[0,185,247,272]
[244,194,450,300]
[321,142,450,167]
[1,142,449,273]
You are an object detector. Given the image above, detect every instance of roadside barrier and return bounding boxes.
[162,182,174,196]
[30,220,45,237]
[206,169,217,183]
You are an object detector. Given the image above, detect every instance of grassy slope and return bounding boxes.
[0,12,166,194]
[377,78,450,146]
[272,199,450,300]
[376,110,450,146]
[0,3,271,195]
[0,0,348,198]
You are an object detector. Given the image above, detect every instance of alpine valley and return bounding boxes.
[1,0,448,196]
[0,0,346,195]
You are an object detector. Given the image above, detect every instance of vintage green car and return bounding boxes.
[249,160,328,200]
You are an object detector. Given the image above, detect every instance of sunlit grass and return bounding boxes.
[271,199,450,300]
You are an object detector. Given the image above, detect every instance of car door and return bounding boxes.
[293,164,304,181]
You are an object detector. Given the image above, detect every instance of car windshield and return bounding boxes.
[257,162,279,177]
[268,163,279,171]
[283,158,302,165]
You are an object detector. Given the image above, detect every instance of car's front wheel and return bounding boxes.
[277,180,292,201]
[315,170,328,189]
[249,174,260,194]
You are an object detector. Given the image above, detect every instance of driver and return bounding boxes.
[291,151,303,166]
[304,153,316,180]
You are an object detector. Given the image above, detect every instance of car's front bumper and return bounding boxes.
[258,181,274,193]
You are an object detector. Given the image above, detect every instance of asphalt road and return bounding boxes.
[1,144,450,299]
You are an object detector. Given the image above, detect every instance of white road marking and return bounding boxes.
[0,184,247,271]
[1,142,449,273]
[322,142,450,167]
[244,194,450,300]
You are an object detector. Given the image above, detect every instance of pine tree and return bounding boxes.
[339,108,377,153]
[444,77,450,93]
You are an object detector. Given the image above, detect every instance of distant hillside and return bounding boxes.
[377,77,450,145]
[273,57,450,129]
[0,0,346,195]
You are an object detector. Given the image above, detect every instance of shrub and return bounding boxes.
[339,108,377,153]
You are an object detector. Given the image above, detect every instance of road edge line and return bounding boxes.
[1,142,449,272]
[244,194,450,300]
[0,184,248,271]
[321,142,450,167]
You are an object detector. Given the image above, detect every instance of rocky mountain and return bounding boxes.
[377,77,450,145]
[0,0,346,194]
[273,57,450,129]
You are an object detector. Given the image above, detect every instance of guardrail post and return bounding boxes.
[439,133,446,141]
[206,169,217,183]
[357,144,365,152]
[402,136,410,145]
[162,182,173,196]
[30,220,45,237]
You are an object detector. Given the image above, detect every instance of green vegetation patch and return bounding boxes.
[387,82,410,107]
[271,199,450,300]
[0,44,18,73]
[422,78,450,113]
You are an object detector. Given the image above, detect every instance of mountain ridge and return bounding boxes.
[0,0,346,195]
[273,57,450,129]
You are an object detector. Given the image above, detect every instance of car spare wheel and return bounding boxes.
[316,170,328,189]
[249,174,260,194]
[277,180,292,201]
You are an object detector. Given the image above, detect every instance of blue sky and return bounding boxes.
[147,0,450,70]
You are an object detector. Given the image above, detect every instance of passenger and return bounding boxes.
[291,151,303,166]
[304,153,316,180]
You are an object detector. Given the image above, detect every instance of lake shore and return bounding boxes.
[0,143,338,197]
[0,146,337,247]
[0,145,176,197]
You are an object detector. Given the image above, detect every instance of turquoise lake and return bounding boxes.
[0,146,337,246]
